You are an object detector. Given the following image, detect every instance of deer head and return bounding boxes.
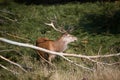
[44,16,77,51]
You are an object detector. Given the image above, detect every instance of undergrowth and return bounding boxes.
[0,1,120,80]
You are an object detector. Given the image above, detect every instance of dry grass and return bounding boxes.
[5,55,118,80]
[0,53,120,80]
[90,65,120,80]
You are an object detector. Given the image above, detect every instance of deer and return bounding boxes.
[36,18,77,65]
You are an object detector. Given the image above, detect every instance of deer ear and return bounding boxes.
[63,32,68,35]
[67,26,74,33]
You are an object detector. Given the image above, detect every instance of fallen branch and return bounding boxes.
[0,38,120,71]
[60,53,120,59]
[0,64,19,75]
[0,55,27,72]
[1,38,119,58]
[0,38,93,71]
[60,55,93,71]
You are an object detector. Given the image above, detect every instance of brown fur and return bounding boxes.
[36,33,77,63]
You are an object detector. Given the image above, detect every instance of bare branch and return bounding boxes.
[0,49,15,52]
[0,64,19,75]
[61,53,120,59]
[0,38,63,56]
[0,31,30,42]
[0,38,120,58]
[6,33,30,42]
[60,55,93,71]
[0,38,92,71]
[0,10,15,15]
[85,57,113,65]
[87,53,120,58]
[0,55,27,72]
[97,46,102,55]
[0,38,120,71]
[108,62,120,65]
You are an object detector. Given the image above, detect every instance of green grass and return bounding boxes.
[0,2,120,80]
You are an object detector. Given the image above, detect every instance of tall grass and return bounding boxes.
[0,2,120,80]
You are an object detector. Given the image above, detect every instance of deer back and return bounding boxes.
[36,37,56,61]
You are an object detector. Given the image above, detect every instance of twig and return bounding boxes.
[0,49,15,52]
[0,49,23,56]
[108,62,120,65]
[6,33,30,42]
[0,15,17,22]
[0,31,30,42]
[0,55,27,72]
[60,55,93,71]
[85,57,112,65]
[96,46,102,69]
[0,10,15,15]
[98,46,102,55]
[0,64,19,75]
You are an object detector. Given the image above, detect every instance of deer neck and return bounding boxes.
[54,38,68,52]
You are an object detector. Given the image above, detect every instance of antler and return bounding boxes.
[45,16,66,33]
[45,22,65,33]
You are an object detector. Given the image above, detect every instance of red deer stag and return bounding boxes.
[36,20,77,64]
